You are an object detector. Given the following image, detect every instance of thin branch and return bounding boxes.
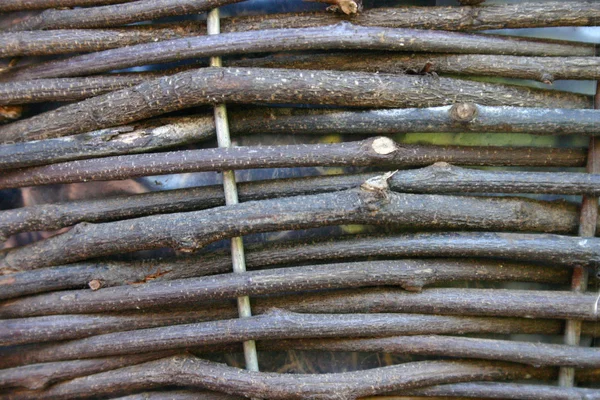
[1,231,598,300]
[4,24,595,81]
[0,355,539,400]
[3,0,244,31]
[4,1,600,31]
[0,138,588,189]
[0,68,591,143]
[1,104,598,169]
[0,0,132,12]
[0,176,592,272]
[0,259,581,341]
[231,52,600,83]
[389,162,600,195]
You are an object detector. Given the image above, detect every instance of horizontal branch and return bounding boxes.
[3,308,593,367]
[1,231,599,300]
[231,52,600,83]
[0,175,593,272]
[0,355,538,400]
[0,138,588,189]
[389,162,600,195]
[4,24,594,81]
[5,1,600,32]
[3,0,243,30]
[0,0,132,12]
[1,104,598,169]
[0,259,580,341]
[0,68,591,143]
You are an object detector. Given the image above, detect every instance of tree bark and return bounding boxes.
[0,259,581,340]
[0,179,592,273]
[0,138,588,189]
[231,52,600,83]
[1,104,598,170]
[1,231,598,300]
[0,355,541,400]
[0,0,132,12]
[388,162,600,195]
[4,24,594,81]
[3,0,244,30]
[0,68,591,143]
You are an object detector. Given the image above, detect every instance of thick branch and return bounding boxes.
[0,0,132,12]
[1,105,598,169]
[0,180,592,272]
[0,68,591,143]
[0,138,588,189]
[3,0,244,30]
[4,24,594,81]
[1,232,598,300]
[5,1,600,32]
[231,52,600,83]
[389,162,600,195]
[0,259,580,340]
[0,356,538,400]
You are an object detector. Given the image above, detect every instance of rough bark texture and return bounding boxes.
[0,180,593,273]
[2,104,597,169]
[388,162,600,195]
[4,23,594,81]
[0,232,597,300]
[0,356,540,400]
[0,138,588,188]
[0,68,591,143]
[0,259,580,340]
[232,52,600,83]
[0,0,131,12]
[0,24,205,57]
[3,0,245,30]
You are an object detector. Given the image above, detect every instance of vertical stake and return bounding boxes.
[207,7,260,374]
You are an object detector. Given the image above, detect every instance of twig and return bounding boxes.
[1,104,598,169]
[0,355,539,400]
[0,138,588,188]
[4,23,596,81]
[0,259,583,339]
[1,231,598,300]
[0,176,592,272]
[0,68,591,143]
[4,1,600,31]
[231,53,600,83]
[388,162,600,195]
[3,0,244,30]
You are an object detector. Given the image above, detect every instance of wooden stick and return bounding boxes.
[0,174,593,273]
[0,138,588,189]
[231,52,600,83]
[4,24,595,81]
[0,68,591,143]
[1,231,597,300]
[0,0,131,12]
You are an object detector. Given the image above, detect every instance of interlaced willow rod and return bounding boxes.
[206,5,259,376]
[1,104,598,170]
[231,53,600,84]
[2,175,598,273]
[3,1,599,32]
[0,138,589,189]
[0,356,545,400]
[559,81,600,386]
[0,0,132,12]
[1,232,598,300]
[0,68,592,144]
[3,24,596,81]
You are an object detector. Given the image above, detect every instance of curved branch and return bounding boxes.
[1,356,538,400]
[389,162,600,195]
[231,52,600,83]
[0,68,591,143]
[1,231,598,300]
[0,138,588,189]
[0,259,579,341]
[3,0,244,31]
[0,179,591,272]
[4,24,593,81]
